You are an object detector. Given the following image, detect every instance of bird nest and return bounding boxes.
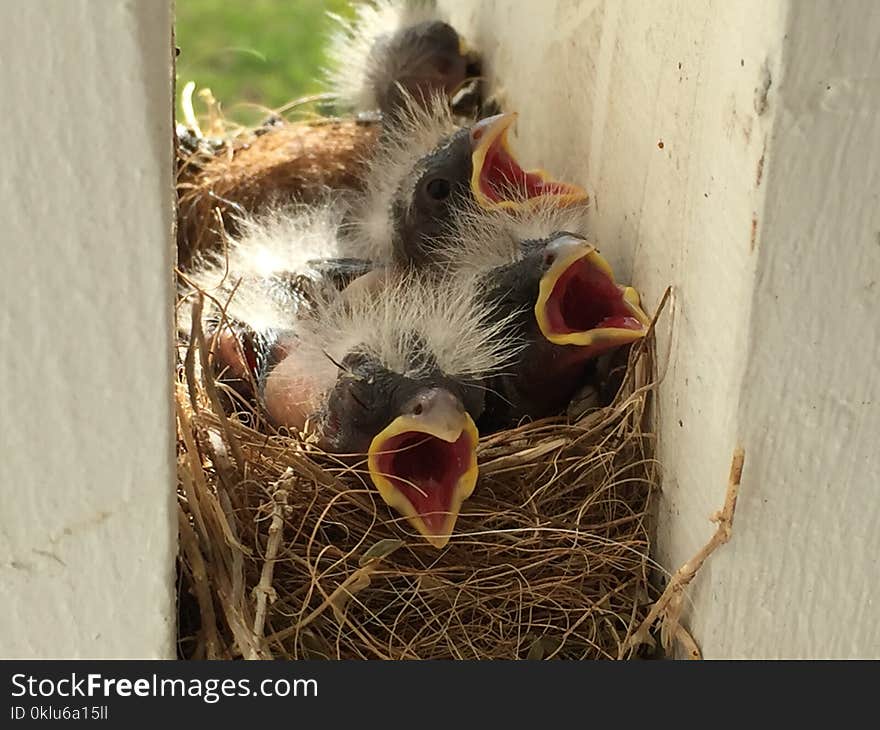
[176,310,663,660]
[174,104,678,660]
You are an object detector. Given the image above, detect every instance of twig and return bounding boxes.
[183,297,203,412]
[674,624,702,660]
[628,447,745,657]
[190,287,247,472]
[250,480,290,651]
[177,395,211,550]
[216,489,265,659]
[178,507,221,659]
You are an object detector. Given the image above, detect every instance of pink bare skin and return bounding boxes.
[207,270,385,429]
[211,327,250,381]
[208,325,317,429]
[262,270,388,430]
[262,342,321,430]
[338,267,388,301]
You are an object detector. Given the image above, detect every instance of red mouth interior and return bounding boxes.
[478,137,574,203]
[543,257,644,335]
[373,430,473,536]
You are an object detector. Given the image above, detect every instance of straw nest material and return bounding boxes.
[175,300,663,660]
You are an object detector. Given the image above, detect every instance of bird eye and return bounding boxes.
[425,177,452,201]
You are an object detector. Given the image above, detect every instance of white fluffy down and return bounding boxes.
[435,196,594,274]
[178,201,350,335]
[294,271,525,399]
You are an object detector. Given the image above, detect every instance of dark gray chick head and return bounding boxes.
[369,19,470,116]
[351,106,588,269]
[435,201,651,430]
[325,0,472,116]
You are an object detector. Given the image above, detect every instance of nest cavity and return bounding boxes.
[176,318,660,660]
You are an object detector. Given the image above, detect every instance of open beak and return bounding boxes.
[367,388,479,548]
[535,235,651,357]
[469,113,587,211]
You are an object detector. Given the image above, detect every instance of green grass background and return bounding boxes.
[175,0,355,125]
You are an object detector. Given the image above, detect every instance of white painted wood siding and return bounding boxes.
[438,0,880,657]
[0,0,176,658]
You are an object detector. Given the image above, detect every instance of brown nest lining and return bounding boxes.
[176,313,662,660]
[176,116,380,269]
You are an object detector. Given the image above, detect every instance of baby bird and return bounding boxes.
[180,207,522,548]
[325,0,476,117]
[347,95,588,269]
[437,198,652,431]
[262,273,521,546]
[178,202,373,399]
